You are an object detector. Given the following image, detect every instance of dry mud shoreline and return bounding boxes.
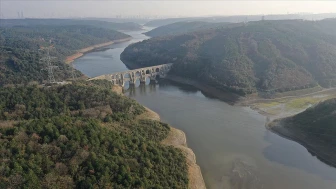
[144,107,206,189]
[112,85,206,189]
[65,37,132,64]
[163,75,336,169]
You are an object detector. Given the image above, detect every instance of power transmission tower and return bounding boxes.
[39,46,58,84]
[71,63,76,80]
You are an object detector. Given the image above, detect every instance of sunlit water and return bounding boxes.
[73,29,336,189]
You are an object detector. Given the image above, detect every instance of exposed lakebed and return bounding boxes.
[73,28,336,189]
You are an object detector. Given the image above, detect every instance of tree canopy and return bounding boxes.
[271,98,336,167]
[0,25,130,86]
[144,21,232,37]
[122,19,336,95]
[0,81,188,188]
[0,19,142,31]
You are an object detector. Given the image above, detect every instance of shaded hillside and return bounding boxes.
[269,98,336,167]
[0,25,129,85]
[0,81,188,188]
[144,21,231,37]
[0,19,143,31]
[122,19,336,95]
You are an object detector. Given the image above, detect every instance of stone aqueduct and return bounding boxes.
[89,63,173,86]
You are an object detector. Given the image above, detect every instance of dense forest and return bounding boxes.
[0,19,189,188]
[0,19,143,31]
[0,25,129,55]
[122,19,336,95]
[0,81,188,188]
[270,98,336,167]
[144,21,232,37]
[0,25,130,85]
[0,47,82,86]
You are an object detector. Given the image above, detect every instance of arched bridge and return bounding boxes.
[89,63,173,86]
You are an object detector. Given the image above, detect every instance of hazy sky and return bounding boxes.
[1,1,336,18]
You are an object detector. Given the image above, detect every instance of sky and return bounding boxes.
[1,1,336,18]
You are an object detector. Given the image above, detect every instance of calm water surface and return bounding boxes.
[74,29,336,189]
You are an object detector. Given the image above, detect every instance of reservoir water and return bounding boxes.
[73,28,336,189]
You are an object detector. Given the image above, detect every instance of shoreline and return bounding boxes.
[267,120,336,168]
[140,107,206,189]
[161,75,336,169]
[120,60,241,105]
[65,37,132,64]
[112,85,206,189]
[163,75,242,105]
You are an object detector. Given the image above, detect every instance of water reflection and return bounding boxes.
[125,80,336,189]
[160,80,199,94]
[263,131,336,180]
[127,82,157,97]
[73,28,336,189]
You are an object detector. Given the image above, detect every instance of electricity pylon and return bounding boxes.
[39,46,58,84]
[71,63,76,80]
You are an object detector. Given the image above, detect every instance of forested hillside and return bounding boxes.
[0,25,129,56]
[144,21,232,37]
[0,19,143,31]
[122,19,336,95]
[144,13,336,27]
[270,98,336,167]
[0,47,81,86]
[0,81,188,188]
[0,25,129,85]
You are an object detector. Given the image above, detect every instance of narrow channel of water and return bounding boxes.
[73,27,153,78]
[73,29,336,189]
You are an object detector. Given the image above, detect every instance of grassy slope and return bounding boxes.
[269,98,336,167]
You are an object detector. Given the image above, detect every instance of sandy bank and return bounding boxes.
[65,37,132,64]
[164,74,336,170]
[111,85,206,188]
[248,88,336,120]
[161,127,206,189]
[138,107,206,189]
[145,108,206,189]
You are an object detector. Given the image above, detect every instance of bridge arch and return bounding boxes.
[135,71,141,77]
[115,74,121,79]
[122,73,130,78]
[89,63,173,87]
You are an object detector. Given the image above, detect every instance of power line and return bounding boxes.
[71,63,76,80]
[39,46,58,84]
